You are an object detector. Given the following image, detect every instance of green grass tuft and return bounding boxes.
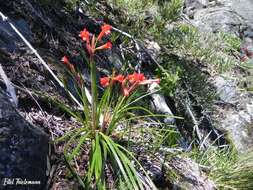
[190,147,253,190]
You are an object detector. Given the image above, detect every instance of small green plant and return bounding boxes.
[109,0,154,16]
[219,32,242,52]
[155,60,182,97]
[164,24,240,72]
[190,147,253,190]
[56,24,161,189]
[158,0,183,22]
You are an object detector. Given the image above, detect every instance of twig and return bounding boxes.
[199,130,212,150]
[185,101,205,147]
[112,27,133,39]
[0,11,84,109]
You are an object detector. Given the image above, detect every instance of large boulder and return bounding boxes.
[193,7,243,36]
[0,89,48,190]
[0,8,48,190]
[184,0,253,37]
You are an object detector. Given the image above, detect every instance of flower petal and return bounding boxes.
[96,42,112,50]
[100,77,110,87]
[97,24,112,41]
[113,75,125,83]
[61,56,69,64]
[127,73,146,83]
[79,28,90,42]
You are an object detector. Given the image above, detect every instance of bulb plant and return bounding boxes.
[57,23,160,189]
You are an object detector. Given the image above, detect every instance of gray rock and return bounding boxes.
[193,7,244,35]
[140,152,215,189]
[212,76,238,104]
[221,107,253,151]
[229,0,253,38]
[166,156,216,190]
[0,89,48,190]
[149,83,175,124]
[0,19,33,52]
[184,0,253,37]
[175,62,253,152]
[185,0,209,8]
[227,0,253,29]
[184,0,209,17]
[211,75,253,152]
[144,39,161,60]
[182,0,253,152]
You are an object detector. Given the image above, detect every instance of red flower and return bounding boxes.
[79,25,113,56]
[61,56,75,72]
[79,28,90,42]
[100,77,110,87]
[96,42,112,50]
[100,75,124,88]
[123,73,160,96]
[100,72,160,97]
[97,24,112,41]
[127,73,146,84]
[113,75,125,83]
[61,56,69,64]
[102,24,112,35]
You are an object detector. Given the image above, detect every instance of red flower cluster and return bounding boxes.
[100,74,124,87]
[100,73,160,97]
[79,24,113,56]
[60,24,113,84]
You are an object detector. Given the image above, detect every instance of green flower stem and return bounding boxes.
[90,56,98,133]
